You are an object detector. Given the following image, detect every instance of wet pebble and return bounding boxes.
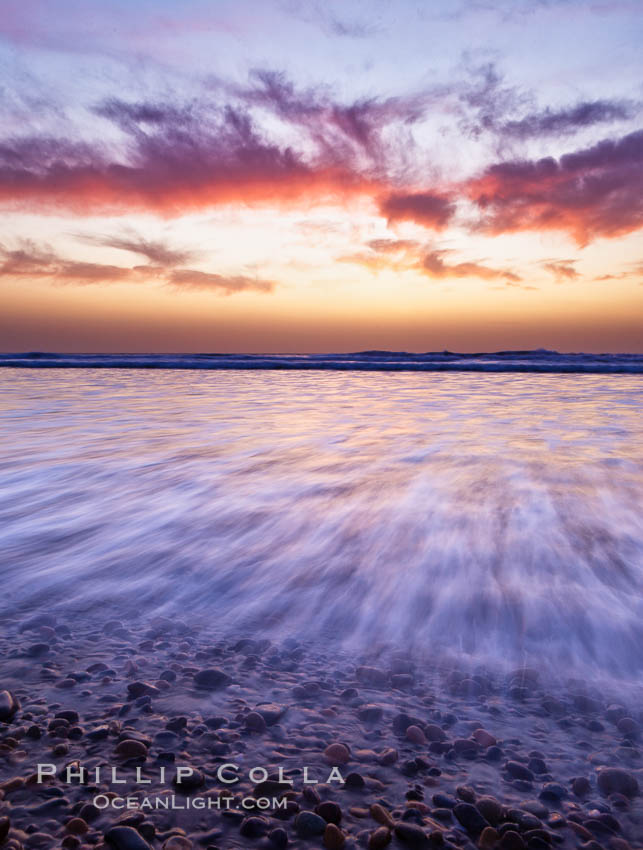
[193,668,231,690]
[596,767,639,797]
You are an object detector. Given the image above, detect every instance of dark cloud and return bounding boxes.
[502,100,635,139]
[467,129,643,242]
[379,192,455,229]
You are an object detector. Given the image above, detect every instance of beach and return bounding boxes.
[0,368,642,848]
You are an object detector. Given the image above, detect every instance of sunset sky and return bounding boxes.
[1,0,642,353]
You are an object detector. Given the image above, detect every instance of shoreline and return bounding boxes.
[1,613,641,849]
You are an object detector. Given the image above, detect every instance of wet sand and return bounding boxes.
[1,614,641,850]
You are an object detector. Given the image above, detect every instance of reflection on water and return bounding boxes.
[0,369,641,683]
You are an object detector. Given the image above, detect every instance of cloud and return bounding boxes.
[421,250,521,282]
[340,239,521,283]
[0,241,275,294]
[78,232,195,267]
[167,269,275,294]
[502,100,636,139]
[543,260,579,281]
[379,192,455,229]
[0,241,132,284]
[467,129,643,242]
[0,100,378,216]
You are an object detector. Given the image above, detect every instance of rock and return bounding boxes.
[316,802,342,824]
[406,725,426,745]
[617,717,639,736]
[505,761,534,781]
[473,729,496,748]
[358,704,383,723]
[596,767,639,797]
[345,772,365,788]
[115,739,148,759]
[295,812,327,838]
[105,827,152,850]
[0,691,18,722]
[126,682,159,699]
[368,827,391,848]
[256,703,287,726]
[239,817,268,838]
[253,780,293,798]
[268,827,288,848]
[65,819,88,836]
[453,803,489,835]
[356,666,387,687]
[162,839,191,850]
[244,711,267,733]
[539,782,566,801]
[324,743,351,765]
[479,827,499,849]
[370,804,394,828]
[424,724,447,742]
[193,668,231,690]
[394,822,429,847]
[377,748,398,765]
[499,831,526,850]
[0,817,10,842]
[476,797,503,826]
[572,776,591,797]
[324,823,345,849]
[528,758,547,774]
[172,768,205,791]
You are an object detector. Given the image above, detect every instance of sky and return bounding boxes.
[0,0,642,353]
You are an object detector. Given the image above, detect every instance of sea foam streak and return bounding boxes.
[0,369,641,688]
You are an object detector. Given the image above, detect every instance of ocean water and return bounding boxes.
[0,368,642,687]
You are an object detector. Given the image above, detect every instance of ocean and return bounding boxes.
[1,365,641,691]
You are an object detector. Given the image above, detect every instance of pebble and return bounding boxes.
[356,666,388,687]
[126,682,159,699]
[239,816,268,837]
[377,748,398,765]
[394,822,429,847]
[268,827,288,848]
[370,804,394,828]
[193,668,231,689]
[324,742,351,764]
[368,826,391,848]
[316,801,342,824]
[65,819,88,836]
[323,823,345,849]
[0,691,18,722]
[0,817,10,842]
[476,796,503,825]
[358,704,384,723]
[453,802,489,835]
[115,739,148,759]
[596,767,639,797]
[473,729,496,748]
[105,827,152,850]
[505,761,534,781]
[172,768,205,791]
[295,811,327,838]
[406,725,426,745]
[256,703,287,725]
[244,711,267,733]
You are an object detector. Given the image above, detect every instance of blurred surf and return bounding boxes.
[0,368,641,686]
